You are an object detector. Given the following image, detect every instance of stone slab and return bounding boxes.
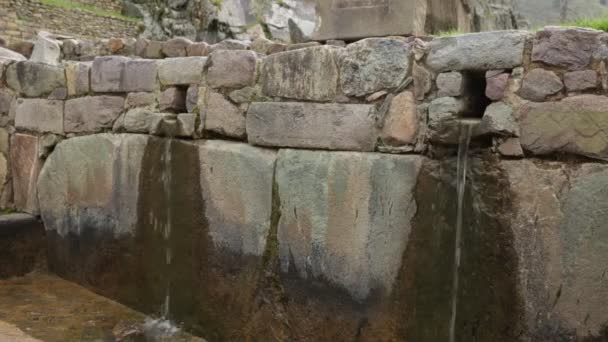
[14,99,64,134]
[64,96,125,133]
[10,134,41,214]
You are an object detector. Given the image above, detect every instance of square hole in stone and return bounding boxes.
[460,71,492,119]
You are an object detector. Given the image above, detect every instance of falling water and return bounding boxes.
[448,121,474,342]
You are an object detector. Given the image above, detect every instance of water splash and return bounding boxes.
[448,121,474,342]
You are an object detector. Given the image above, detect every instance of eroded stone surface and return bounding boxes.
[380,91,418,146]
[66,62,91,97]
[207,50,257,89]
[564,70,597,92]
[6,61,66,97]
[159,57,206,86]
[14,99,64,134]
[202,89,246,139]
[11,134,41,214]
[64,96,124,133]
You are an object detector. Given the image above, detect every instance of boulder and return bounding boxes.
[64,96,125,133]
[532,27,604,71]
[14,99,64,134]
[161,37,193,57]
[207,50,257,89]
[338,38,410,97]
[10,134,41,214]
[247,102,377,151]
[427,31,527,72]
[158,57,206,86]
[486,72,510,101]
[519,68,563,101]
[518,95,608,160]
[259,46,339,101]
[122,59,158,92]
[6,61,66,97]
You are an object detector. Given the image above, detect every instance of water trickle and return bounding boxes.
[448,121,474,342]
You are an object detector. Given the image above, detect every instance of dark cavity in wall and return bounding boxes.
[460,71,492,119]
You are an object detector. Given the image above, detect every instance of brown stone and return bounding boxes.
[486,72,509,101]
[201,88,246,139]
[159,87,186,112]
[519,68,563,101]
[532,27,603,71]
[563,70,597,92]
[10,134,41,214]
[380,91,418,146]
[207,50,257,89]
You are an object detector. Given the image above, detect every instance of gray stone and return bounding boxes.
[380,91,418,146]
[260,46,339,101]
[186,86,198,112]
[247,102,377,151]
[0,90,14,115]
[532,27,603,71]
[519,68,563,101]
[198,140,276,256]
[159,87,186,112]
[187,42,209,57]
[250,37,286,55]
[6,61,66,97]
[10,133,41,214]
[427,31,527,72]
[65,62,91,96]
[125,92,156,109]
[64,96,124,133]
[202,89,246,139]
[0,47,26,61]
[207,50,257,89]
[29,32,61,66]
[144,41,164,59]
[519,95,608,160]
[210,39,249,52]
[412,63,431,100]
[158,57,206,86]
[480,102,519,136]
[486,72,510,101]
[228,87,255,104]
[162,37,193,57]
[113,108,158,133]
[0,127,9,154]
[428,97,465,117]
[339,38,410,97]
[437,72,464,97]
[38,133,63,159]
[122,59,158,92]
[91,56,129,93]
[564,70,597,92]
[285,42,321,51]
[15,99,64,134]
[47,87,67,100]
[276,149,422,300]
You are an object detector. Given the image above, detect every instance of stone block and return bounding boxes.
[187,42,210,57]
[427,31,527,72]
[29,32,61,66]
[177,113,195,138]
[158,57,206,86]
[113,108,159,133]
[64,96,125,133]
[10,133,41,214]
[202,89,246,139]
[162,37,193,57]
[519,95,608,160]
[260,46,339,101]
[486,72,509,101]
[207,50,257,89]
[145,40,164,59]
[6,61,66,97]
[125,92,156,109]
[0,46,26,61]
[532,27,603,71]
[91,56,129,93]
[186,86,198,112]
[0,90,14,115]
[380,91,418,146]
[437,72,464,97]
[564,70,597,92]
[479,102,518,136]
[15,99,64,134]
[519,68,563,101]
[159,87,186,112]
[122,59,158,92]
[276,149,422,299]
[338,38,410,97]
[247,102,377,151]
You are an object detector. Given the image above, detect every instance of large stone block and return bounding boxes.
[519,68,563,101]
[426,31,527,72]
[338,38,410,97]
[518,95,608,160]
[207,50,257,89]
[276,149,422,300]
[122,59,158,92]
[247,102,377,151]
[6,61,66,97]
[380,91,418,146]
[14,99,64,134]
[259,46,339,101]
[10,134,41,214]
[158,57,206,86]
[64,96,125,133]
[91,56,129,93]
[532,27,604,71]
[65,62,91,97]
[201,89,246,139]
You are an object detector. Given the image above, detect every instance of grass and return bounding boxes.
[435,28,464,37]
[39,0,142,23]
[561,17,608,32]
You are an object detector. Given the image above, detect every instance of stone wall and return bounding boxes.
[0,0,141,43]
[1,26,608,341]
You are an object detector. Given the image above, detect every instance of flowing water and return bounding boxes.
[448,121,475,342]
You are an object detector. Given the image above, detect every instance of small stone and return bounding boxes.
[486,72,509,101]
[519,69,563,102]
[497,137,524,157]
[177,113,195,138]
[162,37,193,57]
[29,32,61,66]
[159,87,186,112]
[413,64,432,100]
[207,50,257,89]
[65,62,91,96]
[564,70,597,92]
[186,86,198,112]
[480,102,519,136]
[203,89,246,139]
[125,92,156,109]
[15,99,64,134]
[64,96,125,133]
[47,87,67,100]
[366,90,388,102]
[158,57,206,86]
[286,42,321,51]
[228,87,256,104]
[187,42,209,56]
[437,72,464,97]
[428,97,465,116]
[380,91,418,146]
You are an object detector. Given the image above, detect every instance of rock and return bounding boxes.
[276,149,422,300]
[380,91,418,146]
[122,59,158,92]
[497,137,524,157]
[47,87,67,100]
[10,133,41,214]
[15,99,64,134]
[427,31,527,72]
[519,95,608,160]
[29,32,62,66]
[38,133,63,159]
[366,90,388,102]
[64,96,124,133]
[326,40,346,47]
[285,42,321,51]
[260,46,339,101]
[436,72,464,97]
[532,27,603,71]
[247,102,377,151]
[176,113,195,137]
[486,72,510,101]
[202,89,246,139]
[428,97,465,117]
[125,92,156,109]
[65,62,91,96]
[479,102,519,136]
[519,68,563,101]
[134,38,148,57]
[187,42,209,56]
[7,40,34,58]
[0,47,26,61]
[6,61,66,97]
[159,87,186,112]
[162,37,193,57]
[186,86,198,112]
[251,37,286,55]
[0,128,9,154]
[207,50,257,89]
[113,108,158,133]
[144,41,164,59]
[91,56,129,92]
[158,57,206,85]
[107,38,124,54]
[228,87,255,104]
[0,90,14,115]
[210,39,249,52]
[339,38,410,97]
[563,70,597,92]
[413,63,432,100]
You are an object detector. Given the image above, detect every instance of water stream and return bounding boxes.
[448,121,475,342]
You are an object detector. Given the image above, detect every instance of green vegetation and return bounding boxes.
[39,0,142,23]
[435,28,464,37]
[562,17,608,32]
